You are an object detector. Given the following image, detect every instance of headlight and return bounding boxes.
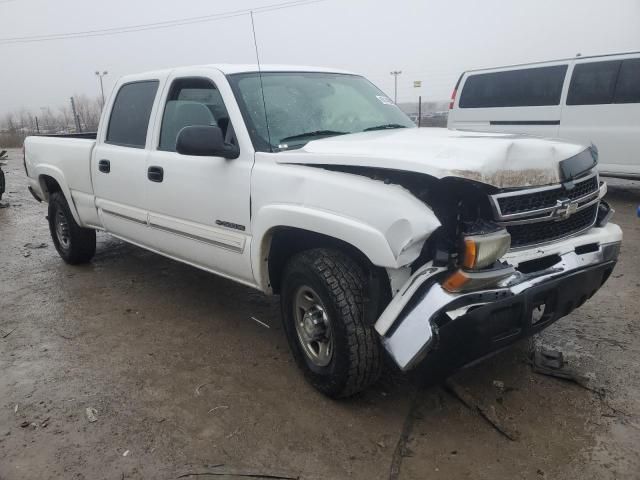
[461,229,511,270]
[442,227,512,293]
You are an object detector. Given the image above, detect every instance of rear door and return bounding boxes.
[142,69,255,284]
[449,64,568,138]
[560,56,640,176]
[92,79,161,242]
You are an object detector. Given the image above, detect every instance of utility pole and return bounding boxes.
[70,97,82,133]
[95,71,108,107]
[390,70,402,104]
[413,80,423,127]
[35,116,40,134]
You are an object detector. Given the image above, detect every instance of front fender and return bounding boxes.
[251,203,439,291]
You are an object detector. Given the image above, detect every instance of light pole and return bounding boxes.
[95,71,108,107]
[390,70,402,104]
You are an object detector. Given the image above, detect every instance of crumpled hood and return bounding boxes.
[274,128,587,188]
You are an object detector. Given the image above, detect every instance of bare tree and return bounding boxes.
[58,105,73,133]
[1,94,102,147]
[74,94,101,132]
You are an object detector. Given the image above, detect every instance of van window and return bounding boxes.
[106,81,159,148]
[159,77,229,152]
[459,65,567,108]
[614,59,640,104]
[567,60,621,105]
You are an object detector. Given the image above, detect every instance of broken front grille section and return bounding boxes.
[490,171,601,249]
[497,175,598,216]
[507,204,598,248]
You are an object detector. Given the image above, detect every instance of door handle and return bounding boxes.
[147,166,164,183]
[98,159,110,173]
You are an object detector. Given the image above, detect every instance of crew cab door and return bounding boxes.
[92,79,161,241]
[143,71,255,284]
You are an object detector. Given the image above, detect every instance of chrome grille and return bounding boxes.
[507,204,598,248]
[490,171,602,249]
[497,175,598,216]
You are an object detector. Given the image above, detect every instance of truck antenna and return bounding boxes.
[250,10,273,152]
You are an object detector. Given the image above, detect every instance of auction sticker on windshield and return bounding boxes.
[376,95,395,105]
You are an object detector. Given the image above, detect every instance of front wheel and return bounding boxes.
[48,192,96,264]
[281,249,382,398]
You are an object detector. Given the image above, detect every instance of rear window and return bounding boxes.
[614,59,640,104]
[567,60,621,105]
[459,65,567,108]
[106,80,159,148]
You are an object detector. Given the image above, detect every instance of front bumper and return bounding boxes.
[375,225,622,372]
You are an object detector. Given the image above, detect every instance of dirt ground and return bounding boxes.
[1,148,639,480]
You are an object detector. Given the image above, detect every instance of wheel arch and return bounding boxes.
[38,171,82,224]
[256,226,392,324]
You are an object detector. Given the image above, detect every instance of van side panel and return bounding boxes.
[560,56,640,177]
[448,62,569,138]
[448,53,640,178]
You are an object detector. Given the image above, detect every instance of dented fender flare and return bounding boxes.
[251,203,440,292]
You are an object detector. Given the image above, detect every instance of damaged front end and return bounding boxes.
[375,161,622,373]
[376,238,619,371]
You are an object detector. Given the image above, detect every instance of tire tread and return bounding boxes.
[283,248,381,397]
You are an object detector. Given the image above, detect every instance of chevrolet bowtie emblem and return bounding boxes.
[553,198,579,221]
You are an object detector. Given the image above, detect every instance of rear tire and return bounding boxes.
[48,192,96,264]
[0,168,5,200]
[281,248,382,398]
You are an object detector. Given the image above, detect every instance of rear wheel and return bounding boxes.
[0,168,5,200]
[48,192,96,264]
[281,248,382,398]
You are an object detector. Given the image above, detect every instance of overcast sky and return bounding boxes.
[1,0,639,117]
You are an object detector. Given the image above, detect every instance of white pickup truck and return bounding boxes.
[24,65,622,398]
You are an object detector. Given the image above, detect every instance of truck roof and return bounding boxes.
[119,64,357,82]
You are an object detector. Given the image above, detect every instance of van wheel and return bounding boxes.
[48,192,96,264]
[281,248,381,398]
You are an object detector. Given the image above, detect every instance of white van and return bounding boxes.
[447,52,640,179]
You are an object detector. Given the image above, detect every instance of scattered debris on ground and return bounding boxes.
[250,316,270,329]
[1,327,17,339]
[176,466,299,479]
[531,348,603,395]
[85,407,98,423]
[194,383,214,396]
[24,242,47,249]
[445,378,520,441]
[208,405,229,415]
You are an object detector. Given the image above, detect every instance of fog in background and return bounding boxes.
[0,0,639,117]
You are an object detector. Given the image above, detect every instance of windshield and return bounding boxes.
[227,72,415,152]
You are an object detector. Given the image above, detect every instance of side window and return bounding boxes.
[567,60,621,105]
[614,59,640,104]
[459,65,567,108]
[106,81,159,148]
[159,77,230,152]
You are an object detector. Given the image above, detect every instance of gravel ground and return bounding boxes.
[1,148,639,479]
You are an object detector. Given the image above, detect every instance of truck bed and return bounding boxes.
[24,135,97,226]
[36,132,97,139]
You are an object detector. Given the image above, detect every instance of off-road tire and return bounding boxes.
[281,248,382,398]
[48,192,96,264]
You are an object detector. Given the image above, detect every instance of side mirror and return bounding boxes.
[176,125,239,159]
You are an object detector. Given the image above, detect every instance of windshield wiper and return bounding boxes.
[279,130,348,143]
[363,124,408,131]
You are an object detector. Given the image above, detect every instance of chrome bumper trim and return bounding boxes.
[377,241,621,372]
